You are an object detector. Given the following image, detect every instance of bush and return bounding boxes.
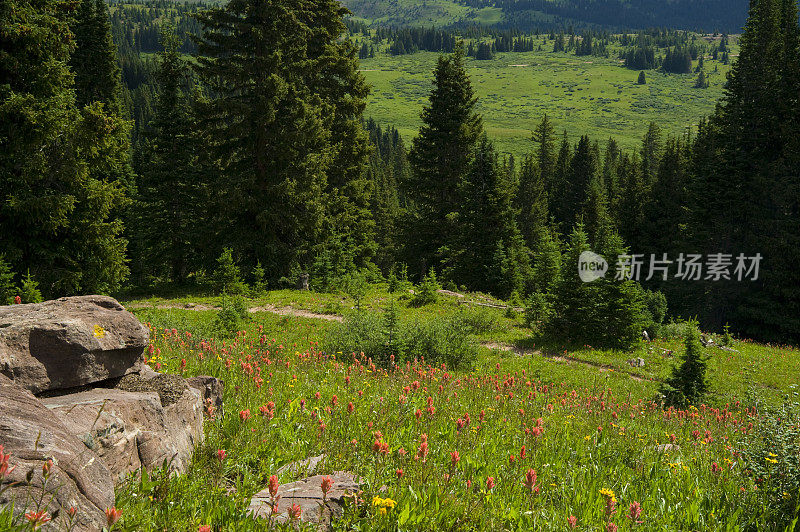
[459,307,502,335]
[344,271,369,310]
[213,293,245,337]
[326,310,477,369]
[524,292,553,330]
[660,321,709,407]
[251,262,267,296]
[642,289,668,337]
[411,268,440,307]
[403,315,477,369]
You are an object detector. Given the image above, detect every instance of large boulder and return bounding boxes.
[0,374,114,531]
[0,296,148,394]
[43,370,204,482]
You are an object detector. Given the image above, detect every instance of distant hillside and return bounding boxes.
[341,0,752,33]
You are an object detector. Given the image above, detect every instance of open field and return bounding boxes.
[107,286,800,530]
[356,40,735,157]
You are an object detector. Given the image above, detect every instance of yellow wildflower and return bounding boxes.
[93,325,106,338]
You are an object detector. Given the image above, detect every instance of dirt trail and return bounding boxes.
[480,341,655,382]
[125,302,343,322]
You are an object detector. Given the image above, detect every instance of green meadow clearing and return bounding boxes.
[356,38,736,157]
[102,285,800,530]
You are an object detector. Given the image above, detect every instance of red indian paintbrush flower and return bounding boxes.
[105,507,122,526]
[239,409,251,421]
[288,503,302,521]
[268,475,280,498]
[486,477,496,491]
[450,451,460,466]
[216,449,227,461]
[524,468,538,493]
[321,476,332,498]
[25,510,51,528]
[628,501,642,521]
[568,515,577,529]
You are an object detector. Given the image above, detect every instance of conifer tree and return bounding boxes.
[405,44,482,277]
[516,154,549,249]
[442,136,530,297]
[304,0,376,271]
[133,22,204,283]
[1,0,129,296]
[641,138,687,261]
[640,122,662,186]
[689,0,800,340]
[71,0,123,113]
[661,322,709,407]
[193,0,365,280]
[553,135,596,230]
[546,224,605,343]
[548,131,572,230]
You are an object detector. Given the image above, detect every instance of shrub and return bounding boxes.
[459,307,502,335]
[660,321,709,407]
[326,310,388,364]
[505,291,523,319]
[214,294,244,337]
[326,310,477,369]
[642,289,668,337]
[659,319,691,340]
[344,271,369,310]
[411,268,440,307]
[524,292,553,330]
[403,315,477,369]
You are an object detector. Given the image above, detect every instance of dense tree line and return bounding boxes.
[387,27,457,55]
[476,0,750,33]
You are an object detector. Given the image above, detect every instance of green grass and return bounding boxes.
[97,288,800,530]
[353,37,736,157]
[122,284,798,408]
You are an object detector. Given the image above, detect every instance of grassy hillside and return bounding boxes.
[341,0,751,33]
[356,37,736,157]
[107,286,800,530]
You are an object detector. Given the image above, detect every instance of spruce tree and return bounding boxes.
[640,122,662,187]
[305,0,376,271]
[546,224,605,344]
[71,0,123,113]
[516,153,549,250]
[194,0,357,280]
[661,321,709,407]
[134,23,203,284]
[689,0,800,341]
[641,138,688,262]
[443,136,530,297]
[405,44,482,277]
[554,135,596,230]
[0,257,16,305]
[1,0,129,296]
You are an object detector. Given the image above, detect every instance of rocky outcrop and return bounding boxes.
[0,296,217,529]
[42,375,204,482]
[0,296,148,394]
[249,472,361,530]
[0,374,114,531]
